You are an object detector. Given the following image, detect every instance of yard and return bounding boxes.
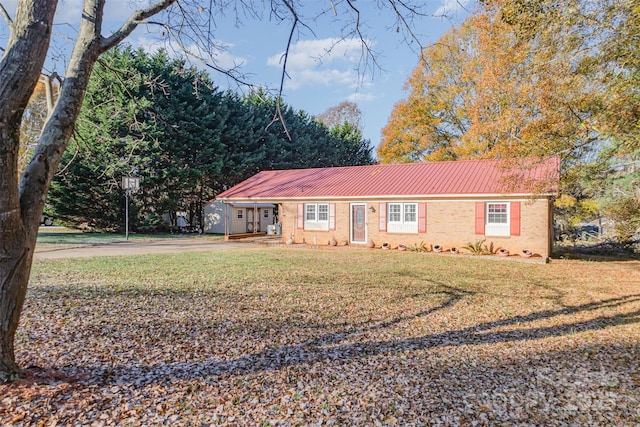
[2,247,639,425]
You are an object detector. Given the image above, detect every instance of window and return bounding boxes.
[318,204,328,221]
[488,203,507,223]
[387,202,418,233]
[237,209,243,219]
[263,209,269,218]
[304,203,329,230]
[305,204,316,221]
[486,202,509,236]
[388,204,402,222]
[404,204,417,223]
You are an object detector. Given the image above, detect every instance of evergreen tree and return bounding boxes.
[49,50,374,230]
[49,47,225,230]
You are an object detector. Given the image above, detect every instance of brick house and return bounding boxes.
[215,157,560,258]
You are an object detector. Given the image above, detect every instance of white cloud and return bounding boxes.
[128,31,247,69]
[267,38,373,90]
[347,91,379,103]
[434,0,472,17]
[207,44,249,72]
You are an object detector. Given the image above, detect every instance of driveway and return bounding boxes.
[34,237,266,259]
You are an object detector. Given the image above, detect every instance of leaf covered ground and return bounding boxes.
[2,248,639,425]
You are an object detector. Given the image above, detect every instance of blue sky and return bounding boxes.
[1,0,471,152]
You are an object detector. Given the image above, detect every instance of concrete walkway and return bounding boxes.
[34,237,268,259]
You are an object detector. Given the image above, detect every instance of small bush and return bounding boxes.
[464,239,499,255]
[407,241,429,252]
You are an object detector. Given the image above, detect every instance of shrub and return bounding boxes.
[464,239,499,255]
[605,196,640,242]
[407,241,428,252]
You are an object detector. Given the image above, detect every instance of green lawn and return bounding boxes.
[3,248,639,425]
[35,228,222,252]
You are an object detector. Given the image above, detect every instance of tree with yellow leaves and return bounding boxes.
[18,77,59,173]
[379,0,636,163]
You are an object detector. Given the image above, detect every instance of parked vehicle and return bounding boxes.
[40,215,54,226]
[575,224,600,240]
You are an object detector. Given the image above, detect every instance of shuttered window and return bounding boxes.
[476,201,521,237]
[486,202,509,236]
[387,202,418,233]
[304,203,329,230]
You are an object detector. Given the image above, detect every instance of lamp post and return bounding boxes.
[121,176,140,240]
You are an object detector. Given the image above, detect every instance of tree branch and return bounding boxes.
[142,19,256,88]
[274,0,300,96]
[385,0,428,54]
[100,0,176,51]
[0,2,12,30]
[344,0,379,74]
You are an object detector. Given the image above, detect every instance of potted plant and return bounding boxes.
[450,247,459,254]
[398,244,406,251]
[433,244,443,253]
[382,242,390,250]
[498,248,510,257]
[521,249,532,258]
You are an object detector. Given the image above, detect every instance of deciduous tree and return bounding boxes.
[317,101,363,132]
[379,0,638,164]
[1,0,427,381]
[377,23,474,163]
[18,79,58,174]
[0,0,178,382]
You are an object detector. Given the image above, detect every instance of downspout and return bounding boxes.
[548,197,553,258]
[224,202,229,238]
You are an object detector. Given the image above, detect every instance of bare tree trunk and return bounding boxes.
[0,0,175,382]
[0,0,58,382]
[1,0,413,383]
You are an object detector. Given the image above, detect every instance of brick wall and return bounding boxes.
[279,198,553,258]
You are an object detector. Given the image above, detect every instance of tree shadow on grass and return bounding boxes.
[93,292,640,386]
[552,241,640,262]
[308,284,476,346]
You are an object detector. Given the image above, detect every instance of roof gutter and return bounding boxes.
[216,192,556,204]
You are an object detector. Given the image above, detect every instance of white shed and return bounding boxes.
[204,200,276,235]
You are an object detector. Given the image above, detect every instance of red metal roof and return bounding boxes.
[216,157,560,201]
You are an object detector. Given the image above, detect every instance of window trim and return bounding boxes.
[388,203,402,223]
[317,203,329,222]
[404,203,417,223]
[387,202,418,233]
[485,202,510,236]
[304,203,330,230]
[305,204,317,222]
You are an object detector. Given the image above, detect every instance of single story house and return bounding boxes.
[204,200,275,235]
[215,157,560,258]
